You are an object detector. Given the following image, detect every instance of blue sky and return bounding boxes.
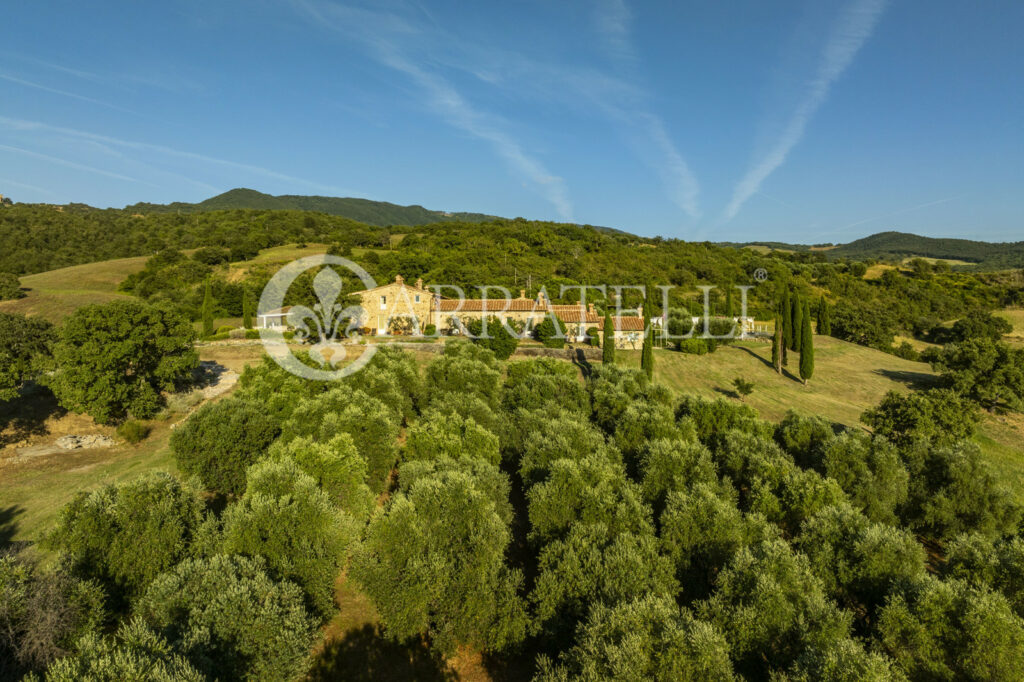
[2,0,1021,242]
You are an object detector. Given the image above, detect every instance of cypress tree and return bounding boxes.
[725,285,734,320]
[602,311,615,365]
[817,296,831,336]
[640,294,653,380]
[201,279,214,338]
[800,300,814,384]
[791,292,803,353]
[772,313,783,374]
[781,288,793,350]
[242,288,253,330]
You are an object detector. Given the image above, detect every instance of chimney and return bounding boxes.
[519,289,526,299]
[637,304,643,318]
[588,302,595,314]
[395,274,404,284]
[415,278,424,290]
[537,291,546,304]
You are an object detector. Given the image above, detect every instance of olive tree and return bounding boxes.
[170,397,281,496]
[0,312,53,403]
[265,434,374,520]
[135,554,317,682]
[220,458,359,619]
[403,410,501,466]
[44,471,205,607]
[351,471,526,655]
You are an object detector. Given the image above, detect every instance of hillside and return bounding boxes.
[827,231,1024,268]
[126,187,502,227]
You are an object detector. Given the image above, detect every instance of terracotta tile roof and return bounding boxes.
[549,305,602,323]
[613,316,645,332]
[437,298,540,312]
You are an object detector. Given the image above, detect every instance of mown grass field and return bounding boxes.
[999,308,1024,348]
[0,255,149,323]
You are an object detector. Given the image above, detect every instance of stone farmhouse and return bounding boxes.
[350,274,652,349]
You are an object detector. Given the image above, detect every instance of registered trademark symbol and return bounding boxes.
[753,268,769,282]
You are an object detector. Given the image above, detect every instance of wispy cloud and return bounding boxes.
[0,72,136,114]
[0,143,150,185]
[723,0,887,221]
[0,116,350,196]
[591,1,700,220]
[290,0,573,221]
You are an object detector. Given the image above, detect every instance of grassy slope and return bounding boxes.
[0,255,149,323]
[998,308,1024,348]
[618,336,1024,493]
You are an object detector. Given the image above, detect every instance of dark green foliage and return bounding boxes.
[220,458,358,619]
[115,419,150,444]
[586,326,600,346]
[40,618,204,682]
[698,538,852,678]
[201,279,214,337]
[519,415,615,487]
[266,435,374,519]
[774,412,835,469]
[903,440,1020,539]
[398,457,514,526]
[503,358,588,415]
[135,554,318,682]
[950,309,1013,342]
[660,485,777,603]
[242,287,254,329]
[772,314,783,373]
[603,311,615,364]
[816,296,831,336]
[796,504,925,612]
[534,316,565,348]
[352,471,527,655]
[926,338,1024,410]
[799,300,814,384]
[638,438,718,513]
[425,353,502,408]
[781,288,794,350]
[44,472,205,607]
[876,575,1024,681]
[676,396,774,452]
[279,386,400,493]
[0,271,24,300]
[48,300,197,423]
[944,533,1024,617]
[0,555,105,680]
[829,300,897,350]
[426,389,501,435]
[531,523,678,641]
[467,316,520,360]
[820,431,909,525]
[0,312,53,402]
[234,355,328,422]
[192,246,231,265]
[527,455,653,544]
[536,594,734,681]
[170,398,281,495]
[403,410,501,466]
[792,292,803,353]
[862,388,980,448]
[612,400,687,472]
[641,300,654,379]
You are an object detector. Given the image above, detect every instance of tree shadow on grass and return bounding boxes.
[0,383,66,448]
[874,369,942,391]
[734,346,801,382]
[0,505,25,552]
[307,624,456,682]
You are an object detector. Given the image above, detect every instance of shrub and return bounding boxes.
[44,472,205,607]
[135,554,317,682]
[170,398,281,495]
[732,377,754,399]
[191,246,231,265]
[927,338,1024,411]
[586,327,601,347]
[0,313,54,402]
[676,338,709,354]
[215,325,234,334]
[116,420,151,444]
[862,388,979,448]
[424,323,437,336]
[467,316,520,360]
[534,317,565,348]
[891,341,920,361]
[0,272,24,300]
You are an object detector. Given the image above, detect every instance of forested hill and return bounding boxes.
[125,188,502,227]
[825,231,1024,266]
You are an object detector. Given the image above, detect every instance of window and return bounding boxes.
[380,295,387,310]
[415,294,421,303]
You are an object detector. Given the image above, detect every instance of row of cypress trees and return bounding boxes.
[772,290,829,385]
[200,279,256,338]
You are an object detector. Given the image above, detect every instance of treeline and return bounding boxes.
[5,338,1024,679]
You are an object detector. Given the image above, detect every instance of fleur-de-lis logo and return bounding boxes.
[258,255,378,380]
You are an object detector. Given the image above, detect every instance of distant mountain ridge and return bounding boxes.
[125,188,502,227]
